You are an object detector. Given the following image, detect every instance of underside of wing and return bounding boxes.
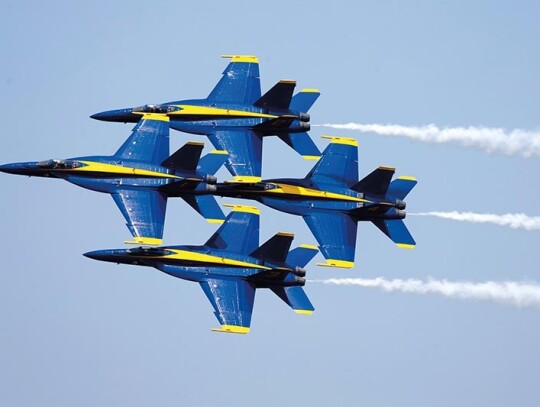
[303,212,358,268]
[204,204,260,254]
[207,55,261,105]
[111,189,167,245]
[200,277,256,334]
[306,136,359,188]
[207,130,262,181]
[114,116,170,164]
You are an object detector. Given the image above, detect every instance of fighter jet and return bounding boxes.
[0,114,227,245]
[84,204,318,334]
[214,136,417,268]
[90,55,321,182]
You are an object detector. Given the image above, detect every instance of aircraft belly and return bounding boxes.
[170,118,263,134]
[158,264,256,281]
[261,196,361,215]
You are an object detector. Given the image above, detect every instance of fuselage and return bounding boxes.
[90,99,311,136]
[0,156,212,195]
[215,178,407,220]
[84,245,306,287]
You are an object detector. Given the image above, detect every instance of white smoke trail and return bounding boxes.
[312,277,540,308]
[410,211,540,231]
[315,123,540,157]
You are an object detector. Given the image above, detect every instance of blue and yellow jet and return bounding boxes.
[0,114,227,245]
[215,136,417,268]
[84,204,318,334]
[90,55,321,182]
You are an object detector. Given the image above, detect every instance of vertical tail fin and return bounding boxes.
[351,166,395,195]
[290,89,320,112]
[160,142,204,171]
[277,132,321,160]
[372,219,416,249]
[181,195,225,224]
[285,244,319,268]
[271,286,314,315]
[197,149,228,176]
[254,80,296,109]
[387,176,417,200]
[250,232,294,263]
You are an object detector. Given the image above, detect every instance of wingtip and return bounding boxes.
[396,243,416,250]
[321,135,358,147]
[206,218,225,224]
[221,55,259,63]
[294,309,314,315]
[223,204,260,215]
[211,325,250,334]
[317,259,355,269]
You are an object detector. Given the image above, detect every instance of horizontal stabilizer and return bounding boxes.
[160,142,204,171]
[387,176,417,200]
[372,219,416,249]
[182,195,225,224]
[197,149,228,176]
[277,132,321,160]
[271,286,314,314]
[250,232,294,263]
[352,166,395,196]
[285,244,319,268]
[290,88,320,112]
[254,80,296,110]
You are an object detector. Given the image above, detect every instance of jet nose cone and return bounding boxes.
[0,162,32,175]
[83,250,108,261]
[84,249,124,262]
[90,108,136,123]
[0,163,14,174]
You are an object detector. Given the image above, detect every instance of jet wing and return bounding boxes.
[303,212,358,268]
[306,136,359,188]
[204,205,260,254]
[111,189,167,245]
[200,277,256,334]
[207,55,261,105]
[114,116,170,164]
[207,130,263,181]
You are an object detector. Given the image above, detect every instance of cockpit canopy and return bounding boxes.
[127,247,174,257]
[132,104,180,114]
[36,159,84,169]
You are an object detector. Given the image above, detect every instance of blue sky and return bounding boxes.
[1,1,539,406]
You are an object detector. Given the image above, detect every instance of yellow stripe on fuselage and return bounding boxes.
[162,249,270,269]
[264,183,370,203]
[71,161,180,179]
[167,105,278,119]
[137,113,170,122]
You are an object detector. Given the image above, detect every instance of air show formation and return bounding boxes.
[0,55,416,334]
